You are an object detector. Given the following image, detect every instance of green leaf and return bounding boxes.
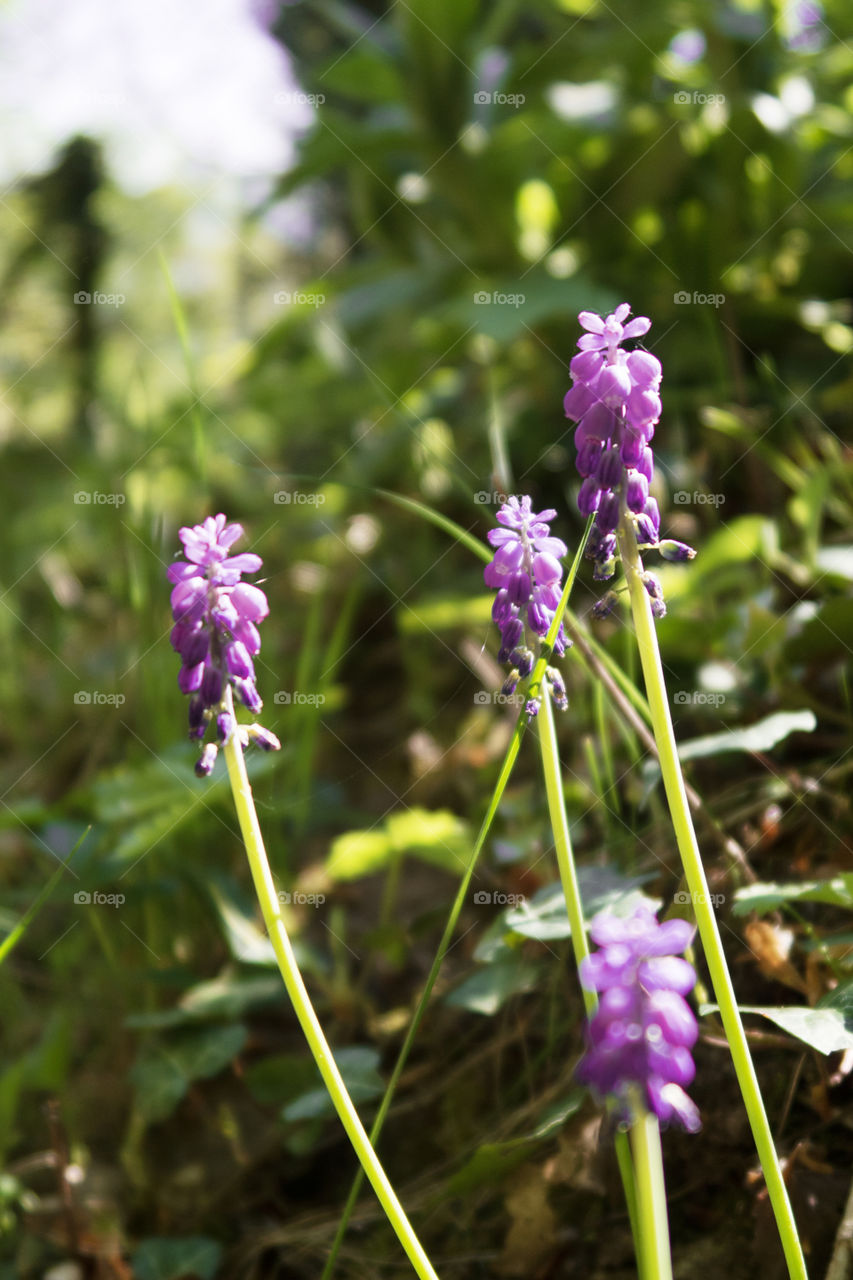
[244,1052,320,1107]
[169,1024,248,1081]
[446,1092,584,1196]
[675,710,817,763]
[327,829,393,880]
[131,1025,247,1123]
[731,1005,853,1054]
[206,881,277,966]
[327,808,470,880]
[784,598,853,664]
[733,877,853,916]
[131,1052,188,1124]
[385,808,468,870]
[131,1236,222,1280]
[814,545,853,580]
[818,980,853,1036]
[282,1046,385,1122]
[503,867,659,943]
[445,955,541,1016]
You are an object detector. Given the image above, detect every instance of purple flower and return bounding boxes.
[564,304,694,615]
[484,495,571,716]
[576,907,701,1132]
[168,514,276,769]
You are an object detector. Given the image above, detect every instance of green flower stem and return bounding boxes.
[629,1099,674,1280]
[322,519,595,1279]
[222,709,439,1280]
[618,516,807,1280]
[537,683,641,1268]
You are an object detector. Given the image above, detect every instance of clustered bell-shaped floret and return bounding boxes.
[576,907,701,1133]
[563,305,694,618]
[168,514,279,775]
[484,495,570,715]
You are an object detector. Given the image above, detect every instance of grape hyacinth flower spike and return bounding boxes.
[168,514,280,775]
[562,304,695,617]
[576,906,701,1133]
[484,494,571,716]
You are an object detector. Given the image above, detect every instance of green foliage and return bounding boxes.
[131,1237,222,1280]
[327,807,471,879]
[2,0,853,1272]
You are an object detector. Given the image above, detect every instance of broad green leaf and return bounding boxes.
[819,980,853,1034]
[282,1046,384,1122]
[504,867,659,942]
[327,808,470,880]
[815,546,853,580]
[131,1025,247,1122]
[446,1092,584,1196]
[445,955,541,1016]
[131,1052,188,1124]
[729,1005,853,1054]
[327,829,392,880]
[169,1024,248,1081]
[785,598,853,664]
[675,710,816,763]
[206,881,277,966]
[733,878,853,915]
[385,808,468,870]
[244,1052,320,1107]
[132,1236,222,1280]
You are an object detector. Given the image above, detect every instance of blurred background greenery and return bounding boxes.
[1,0,852,1276]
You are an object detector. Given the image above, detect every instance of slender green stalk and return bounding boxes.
[537,684,641,1266]
[618,515,807,1280]
[322,520,595,1279]
[629,1101,674,1280]
[221,703,439,1280]
[0,831,88,968]
[321,710,528,1279]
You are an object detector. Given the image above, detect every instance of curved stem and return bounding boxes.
[618,516,807,1280]
[322,519,595,1279]
[537,685,641,1267]
[222,708,439,1280]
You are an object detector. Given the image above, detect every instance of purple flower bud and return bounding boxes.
[510,646,535,678]
[577,477,602,516]
[501,669,520,696]
[597,493,621,535]
[634,514,658,546]
[626,472,649,513]
[658,539,697,562]
[576,907,700,1132]
[636,446,654,484]
[592,591,619,619]
[596,447,623,490]
[546,666,568,711]
[195,743,218,778]
[577,438,605,478]
[247,724,281,752]
[643,496,661,538]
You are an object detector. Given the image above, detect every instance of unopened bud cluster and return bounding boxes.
[563,305,695,618]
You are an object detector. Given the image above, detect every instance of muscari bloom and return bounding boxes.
[484,495,570,715]
[168,514,280,775]
[576,906,701,1133]
[563,304,694,618]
